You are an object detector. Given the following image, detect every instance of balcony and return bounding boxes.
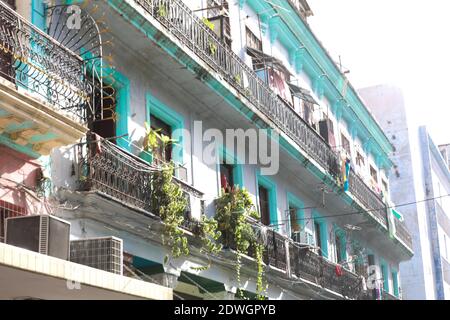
[134,0,340,179]
[289,243,365,299]
[348,168,388,228]
[287,0,314,19]
[382,290,399,300]
[394,218,413,250]
[122,0,412,250]
[74,136,204,232]
[68,136,399,300]
[0,1,89,156]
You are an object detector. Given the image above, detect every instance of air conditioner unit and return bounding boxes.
[5,215,70,260]
[70,236,123,275]
[292,231,314,246]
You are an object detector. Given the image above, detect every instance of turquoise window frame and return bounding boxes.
[256,171,278,230]
[286,192,304,237]
[146,93,184,165]
[32,0,46,31]
[96,66,130,151]
[380,260,389,293]
[312,210,329,259]
[392,270,399,297]
[218,145,244,188]
[333,223,348,263]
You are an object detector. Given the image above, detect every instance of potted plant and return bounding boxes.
[140,122,179,165]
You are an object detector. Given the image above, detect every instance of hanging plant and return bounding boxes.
[208,41,217,56]
[215,186,266,299]
[190,215,223,271]
[157,3,168,18]
[198,215,223,255]
[254,243,268,300]
[233,74,241,85]
[143,122,160,151]
[150,162,189,259]
[142,121,179,165]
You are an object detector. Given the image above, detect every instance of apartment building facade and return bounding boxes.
[360,85,450,299]
[1,0,413,299]
[0,0,172,300]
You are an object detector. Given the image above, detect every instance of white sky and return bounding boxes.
[308,0,449,145]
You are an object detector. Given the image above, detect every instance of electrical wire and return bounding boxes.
[123,264,186,300]
[269,193,450,228]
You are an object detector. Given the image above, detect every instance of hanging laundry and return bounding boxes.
[335,264,344,277]
[341,157,351,191]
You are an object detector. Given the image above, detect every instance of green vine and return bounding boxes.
[215,186,266,299]
[199,215,223,255]
[234,74,241,85]
[150,162,189,260]
[208,41,218,55]
[157,3,168,18]
[190,215,223,271]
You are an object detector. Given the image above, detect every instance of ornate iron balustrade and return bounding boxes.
[75,136,204,226]
[382,290,399,300]
[264,228,288,271]
[134,0,340,179]
[288,243,365,299]
[394,217,413,250]
[348,168,388,227]
[0,1,91,122]
[222,218,288,272]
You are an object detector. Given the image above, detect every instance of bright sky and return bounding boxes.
[308,0,449,145]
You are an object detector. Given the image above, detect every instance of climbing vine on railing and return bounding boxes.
[215,186,266,299]
[150,162,189,260]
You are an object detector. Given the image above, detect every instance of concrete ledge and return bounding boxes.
[0,78,88,147]
[0,242,172,300]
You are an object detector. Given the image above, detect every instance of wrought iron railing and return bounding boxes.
[382,290,399,300]
[288,243,365,299]
[348,168,388,227]
[394,218,413,250]
[0,1,91,122]
[264,228,288,271]
[134,0,340,179]
[131,0,413,248]
[75,136,204,224]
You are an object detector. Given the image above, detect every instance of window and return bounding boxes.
[335,232,346,263]
[303,101,313,126]
[392,271,399,297]
[382,179,389,195]
[341,133,351,155]
[381,263,389,292]
[90,80,117,143]
[354,257,367,277]
[314,221,323,255]
[356,151,365,167]
[289,206,300,235]
[150,114,173,164]
[258,185,270,226]
[246,27,262,51]
[220,163,234,192]
[257,174,277,229]
[319,118,335,147]
[370,165,378,182]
